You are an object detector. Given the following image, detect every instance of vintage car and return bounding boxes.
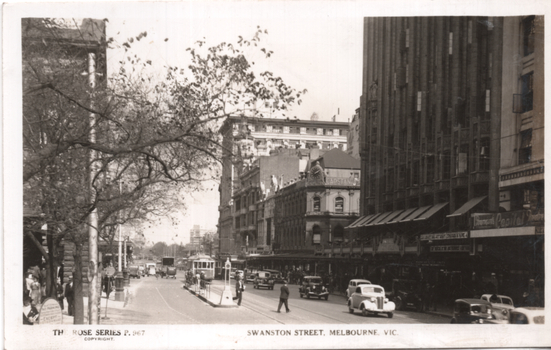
[347,279,372,298]
[451,298,493,324]
[245,273,256,284]
[387,279,423,311]
[264,269,286,284]
[481,294,514,322]
[347,284,395,318]
[299,276,329,300]
[128,265,141,279]
[509,307,545,324]
[253,271,275,290]
[146,263,156,277]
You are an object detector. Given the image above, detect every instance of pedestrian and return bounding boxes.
[277,280,290,313]
[56,278,64,310]
[30,275,41,306]
[233,275,245,306]
[65,276,74,316]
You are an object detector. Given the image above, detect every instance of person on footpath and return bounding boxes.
[233,275,245,306]
[65,276,74,316]
[23,295,39,325]
[277,280,290,313]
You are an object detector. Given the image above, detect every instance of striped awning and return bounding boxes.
[413,202,449,221]
[447,196,487,218]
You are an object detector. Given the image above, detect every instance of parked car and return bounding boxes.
[347,279,371,298]
[451,298,493,324]
[299,276,329,300]
[146,263,156,276]
[481,294,514,322]
[253,271,275,290]
[387,279,423,311]
[509,307,545,324]
[347,284,395,318]
[128,265,141,279]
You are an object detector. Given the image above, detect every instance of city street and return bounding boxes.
[121,271,449,324]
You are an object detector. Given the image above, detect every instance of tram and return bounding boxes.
[185,254,216,280]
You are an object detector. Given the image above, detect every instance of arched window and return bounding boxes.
[312,225,321,245]
[313,197,321,212]
[335,197,344,213]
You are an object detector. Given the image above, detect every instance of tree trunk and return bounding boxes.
[73,241,85,324]
[46,230,58,299]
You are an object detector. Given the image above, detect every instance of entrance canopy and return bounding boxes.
[447,196,487,218]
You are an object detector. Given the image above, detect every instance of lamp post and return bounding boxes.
[114,181,125,301]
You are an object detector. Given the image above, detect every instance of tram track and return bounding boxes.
[209,283,350,324]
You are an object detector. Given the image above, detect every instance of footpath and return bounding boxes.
[62,284,139,325]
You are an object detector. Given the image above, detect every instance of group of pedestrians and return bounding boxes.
[232,275,291,313]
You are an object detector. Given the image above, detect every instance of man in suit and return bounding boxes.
[277,280,290,313]
[233,275,245,306]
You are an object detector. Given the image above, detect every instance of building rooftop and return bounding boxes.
[312,148,360,170]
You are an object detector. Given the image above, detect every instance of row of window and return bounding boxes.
[233,123,345,136]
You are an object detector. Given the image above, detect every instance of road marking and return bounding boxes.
[155,287,199,323]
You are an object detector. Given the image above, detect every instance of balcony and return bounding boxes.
[436,180,450,191]
[239,208,247,215]
[305,211,359,217]
[470,171,489,184]
[451,175,468,187]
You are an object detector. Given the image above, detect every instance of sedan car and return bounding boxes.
[347,279,372,298]
[481,294,514,322]
[509,307,545,324]
[245,273,256,284]
[299,276,329,300]
[451,298,493,324]
[253,271,275,290]
[347,284,395,318]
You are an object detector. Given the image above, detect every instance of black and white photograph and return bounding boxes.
[4,0,550,349]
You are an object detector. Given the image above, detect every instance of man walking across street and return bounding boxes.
[233,275,245,306]
[277,280,290,313]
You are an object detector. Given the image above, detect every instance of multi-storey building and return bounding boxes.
[354,16,543,304]
[218,115,349,255]
[248,149,361,273]
[189,225,217,255]
[347,108,361,159]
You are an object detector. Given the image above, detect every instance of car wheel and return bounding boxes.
[361,307,368,317]
[348,302,354,314]
[395,296,403,311]
[387,312,393,319]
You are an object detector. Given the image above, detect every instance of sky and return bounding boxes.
[97,2,364,244]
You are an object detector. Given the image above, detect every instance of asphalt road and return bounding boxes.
[120,271,449,324]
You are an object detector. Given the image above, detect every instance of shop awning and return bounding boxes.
[346,214,376,229]
[374,210,404,225]
[387,207,418,224]
[365,211,394,226]
[357,213,384,228]
[447,196,487,218]
[413,202,449,222]
[400,205,432,222]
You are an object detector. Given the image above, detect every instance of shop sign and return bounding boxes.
[420,231,468,241]
[472,209,544,230]
[38,298,63,324]
[430,245,470,253]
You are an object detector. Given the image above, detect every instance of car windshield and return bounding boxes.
[308,278,322,284]
[362,286,383,294]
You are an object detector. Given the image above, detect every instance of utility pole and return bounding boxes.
[87,51,100,324]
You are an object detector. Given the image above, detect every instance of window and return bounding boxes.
[312,225,321,245]
[335,197,344,213]
[417,91,423,111]
[449,32,453,55]
[313,197,321,212]
[333,129,340,136]
[317,128,323,135]
[485,89,491,112]
[523,16,536,56]
[480,138,490,171]
[519,129,532,164]
[521,72,534,113]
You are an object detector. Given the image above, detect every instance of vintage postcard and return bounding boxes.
[4,0,550,349]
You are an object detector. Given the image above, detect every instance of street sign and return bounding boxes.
[105,266,116,277]
[38,298,62,324]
